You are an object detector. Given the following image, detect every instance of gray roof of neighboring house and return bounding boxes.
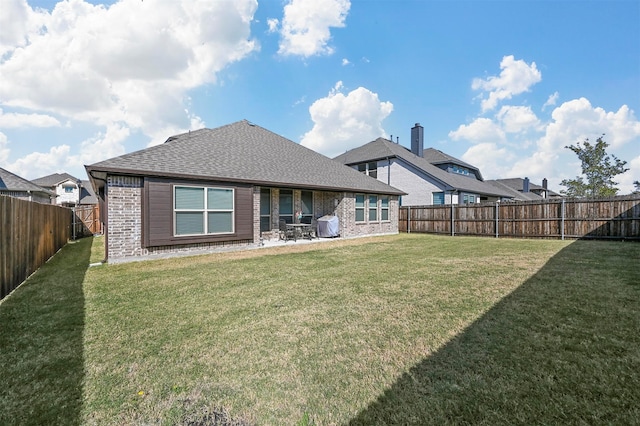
[485,180,543,201]
[31,172,81,187]
[0,167,53,195]
[422,147,483,179]
[333,138,513,198]
[79,180,98,204]
[86,120,405,196]
[488,178,562,198]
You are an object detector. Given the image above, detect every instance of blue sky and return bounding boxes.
[1,0,639,193]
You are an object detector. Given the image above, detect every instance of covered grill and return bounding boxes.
[317,215,339,238]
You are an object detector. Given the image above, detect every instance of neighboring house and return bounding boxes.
[85,120,405,263]
[486,178,562,201]
[0,167,54,203]
[31,173,98,207]
[333,123,513,206]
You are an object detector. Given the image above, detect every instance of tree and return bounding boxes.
[634,180,640,194]
[560,135,629,198]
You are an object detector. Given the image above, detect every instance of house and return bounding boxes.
[0,167,54,203]
[31,173,97,207]
[486,178,562,201]
[333,123,514,206]
[85,120,405,263]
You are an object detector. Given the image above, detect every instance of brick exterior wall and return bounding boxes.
[106,176,399,262]
[107,175,255,262]
[258,187,399,241]
[107,175,144,260]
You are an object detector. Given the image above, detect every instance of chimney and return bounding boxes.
[542,178,548,190]
[523,177,530,193]
[411,123,424,157]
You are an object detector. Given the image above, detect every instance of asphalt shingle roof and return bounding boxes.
[0,167,53,194]
[86,120,404,195]
[333,138,513,198]
[485,180,543,201]
[31,172,80,187]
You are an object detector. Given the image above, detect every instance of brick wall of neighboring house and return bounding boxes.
[56,180,80,206]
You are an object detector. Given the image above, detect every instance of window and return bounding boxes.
[452,165,470,176]
[301,190,313,222]
[433,192,445,205]
[356,162,377,179]
[279,189,293,224]
[381,196,389,221]
[367,162,377,179]
[369,195,378,221]
[462,194,476,204]
[64,187,74,193]
[355,194,365,222]
[260,188,271,232]
[174,186,234,236]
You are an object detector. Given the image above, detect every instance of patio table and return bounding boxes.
[287,223,314,240]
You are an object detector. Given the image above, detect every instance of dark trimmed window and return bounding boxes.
[260,188,271,232]
[174,186,234,236]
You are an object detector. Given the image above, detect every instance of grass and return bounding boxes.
[1,233,639,425]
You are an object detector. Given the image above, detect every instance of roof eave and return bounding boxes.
[85,165,405,196]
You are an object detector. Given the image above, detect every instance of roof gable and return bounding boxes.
[86,120,404,195]
[31,172,80,187]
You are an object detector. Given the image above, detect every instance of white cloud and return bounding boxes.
[540,98,640,152]
[301,81,393,157]
[0,109,61,128]
[267,18,279,33]
[0,0,258,138]
[496,105,540,133]
[0,132,10,164]
[461,143,515,179]
[277,0,350,57]
[449,117,506,144]
[2,123,129,180]
[342,58,350,66]
[0,0,33,52]
[472,55,542,112]
[542,91,559,110]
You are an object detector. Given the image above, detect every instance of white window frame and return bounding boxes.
[173,185,235,236]
[380,196,389,221]
[355,194,366,222]
[368,195,378,222]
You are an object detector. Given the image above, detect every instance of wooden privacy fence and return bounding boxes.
[1,195,72,299]
[400,195,640,240]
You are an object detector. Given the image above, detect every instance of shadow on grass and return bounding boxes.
[349,239,640,425]
[0,237,92,425]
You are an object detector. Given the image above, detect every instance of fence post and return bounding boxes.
[451,201,455,236]
[495,201,499,238]
[561,198,565,240]
[407,206,411,233]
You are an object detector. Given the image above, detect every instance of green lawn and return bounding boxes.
[1,234,639,425]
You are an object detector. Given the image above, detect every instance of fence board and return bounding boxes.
[1,195,72,299]
[400,195,640,240]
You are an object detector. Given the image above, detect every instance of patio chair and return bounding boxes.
[279,219,296,242]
